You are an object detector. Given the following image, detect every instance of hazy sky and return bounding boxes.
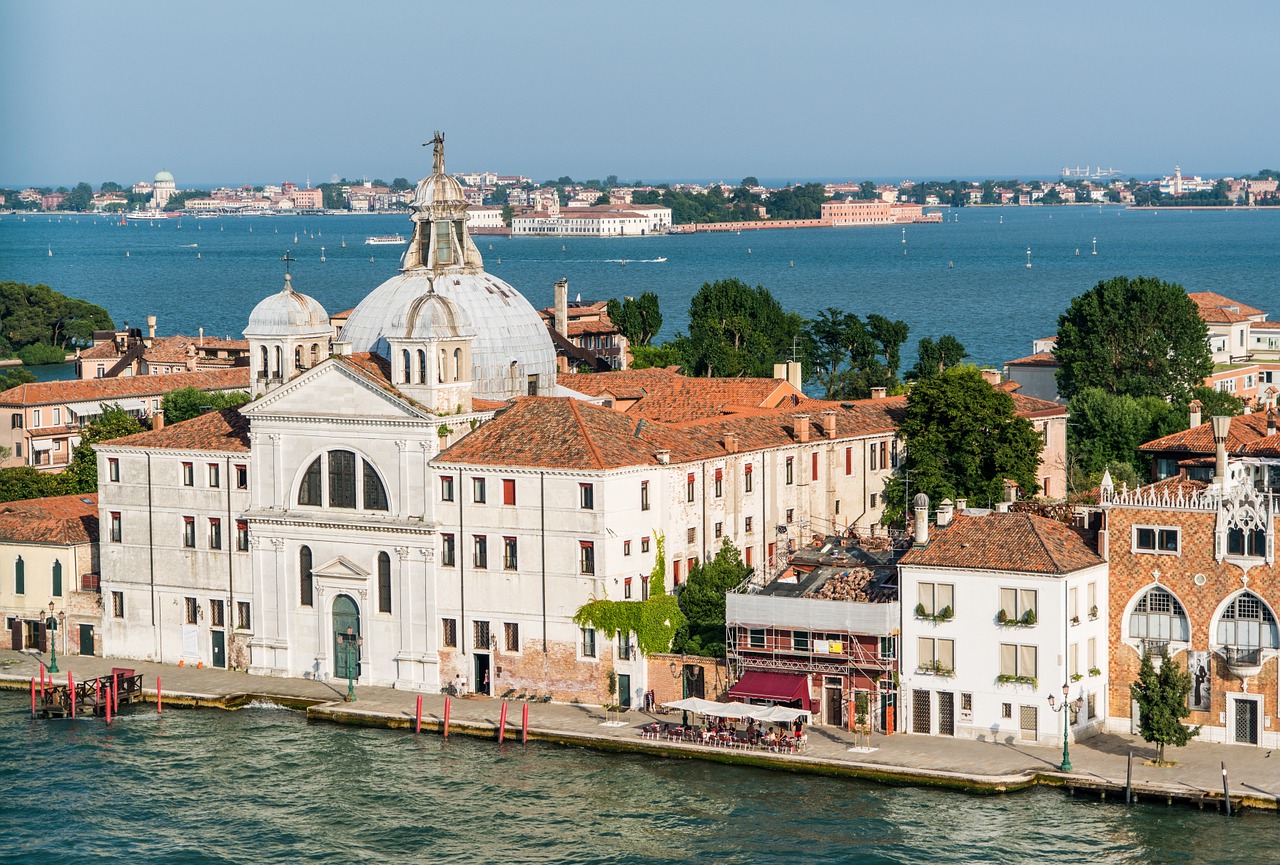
[3,1,1277,187]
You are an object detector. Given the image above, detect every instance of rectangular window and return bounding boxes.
[623,540,631,556]
[441,475,455,502]
[745,546,753,567]
[999,643,1038,680]
[673,559,681,584]
[999,588,1037,622]
[1069,587,1079,623]
[108,458,120,482]
[185,597,198,625]
[182,516,195,548]
[1133,525,1180,554]
[880,441,887,470]
[811,451,818,481]
[182,462,194,486]
[1002,702,1013,719]
[641,575,650,600]
[1088,637,1097,671]
[714,522,723,539]
[581,627,597,658]
[785,457,794,485]
[1069,643,1079,678]
[208,463,220,488]
[961,692,973,712]
[641,536,650,553]
[580,541,595,575]
[686,472,695,502]
[869,493,878,510]
[793,630,810,651]
[328,451,356,508]
[870,443,878,471]
[474,620,491,650]
[472,477,486,504]
[236,520,249,551]
[527,374,538,396]
[32,409,40,428]
[208,518,222,550]
[441,534,456,567]
[640,480,650,511]
[504,622,520,652]
[845,446,852,475]
[1088,582,1098,619]
[917,582,955,617]
[442,618,457,648]
[502,478,516,506]
[235,464,248,489]
[473,535,488,568]
[745,516,754,534]
[52,407,60,425]
[579,483,594,510]
[744,463,753,492]
[785,508,794,524]
[749,628,765,648]
[237,602,251,630]
[210,599,225,628]
[714,468,723,498]
[503,536,518,570]
[109,512,122,543]
[624,577,633,598]
[879,635,896,660]
[917,637,955,673]
[112,591,124,618]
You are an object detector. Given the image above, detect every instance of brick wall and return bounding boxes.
[439,638,617,704]
[646,653,731,704]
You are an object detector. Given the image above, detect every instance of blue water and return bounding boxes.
[1,207,1277,373]
[0,694,1273,864]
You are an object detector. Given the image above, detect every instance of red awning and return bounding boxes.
[725,671,812,711]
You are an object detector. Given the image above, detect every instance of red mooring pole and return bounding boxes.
[68,671,75,719]
[521,702,529,744]
[95,679,101,717]
[112,674,119,713]
[443,696,451,739]
[498,702,508,743]
[415,694,422,734]
[30,678,36,718]
[105,682,112,725]
[157,676,162,714]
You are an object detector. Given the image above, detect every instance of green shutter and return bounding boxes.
[52,560,62,597]
[14,557,23,595]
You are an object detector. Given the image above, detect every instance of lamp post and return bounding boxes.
[46,601,59,674]
[1047,683,1083,772]
[669,659,688,726]
[338,626,363,702]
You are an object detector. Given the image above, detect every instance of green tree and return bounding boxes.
[488,184,509,206]
[62,405,144,493]
[628,343,684,370]
[881,366,1044,524]
[1055,277,1213,402]
[606,292,663,346]
[62,182,94,212]
[865,314,910,378]
[100,181,123,193]
[500,204,514,226]
[908,335,969,381]
[1130,652,1200,763]
[0,466,68,503]
[390,177,412,192]
[160,387,251,425]
[0,368,36,393]
[740,176,759,188]
[0,282,114,356]
[672,540,751,657]
[1066,388,1173,479]
[678,279,803,378]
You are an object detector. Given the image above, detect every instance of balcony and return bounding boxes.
[1216,645,1266,681]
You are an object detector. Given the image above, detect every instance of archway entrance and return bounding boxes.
[332,595,361,679]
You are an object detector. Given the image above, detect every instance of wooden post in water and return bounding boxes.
[95,679,101,716]
[30,678,36,718]
[415,695,422,734]
[157,676,162,714]
[498,702,508,743]
[68,671,75,719]
[1125,751,1133,804]
[443,696,451,739]
[521,702,529,745]
[1222,762,1231,816]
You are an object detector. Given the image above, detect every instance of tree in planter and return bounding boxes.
[1130,652,1200,764]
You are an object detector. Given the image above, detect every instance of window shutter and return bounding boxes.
[1000,588,1017,616]
[1019,645,1037,679]
[918,637,933,666]
[1000,644,1017,677]
[938,639,954,671]
[937,584,954,612]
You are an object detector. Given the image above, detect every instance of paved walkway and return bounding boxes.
[4,649,1276,810]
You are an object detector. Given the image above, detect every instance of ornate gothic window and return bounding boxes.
[1128,586,1190,644]
[328,450,356,509]
[1216,592,1278,653]
[1223,488,1271,559]
[363,460,389,511]
[298,457,323,506]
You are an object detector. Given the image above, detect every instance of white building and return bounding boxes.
[511,204,671,237]
[898,498,1109,746]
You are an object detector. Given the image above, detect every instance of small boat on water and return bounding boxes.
[126,209,175,220]
[365,234,405,245]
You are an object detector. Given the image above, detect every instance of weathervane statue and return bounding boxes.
[426,131,445,174]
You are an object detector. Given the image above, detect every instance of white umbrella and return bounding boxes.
[708,701,757,719]
[661,697,723,715]
[753,705,812,723]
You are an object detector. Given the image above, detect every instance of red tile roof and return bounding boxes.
[1188,291,1265,323]
[105,407,251,453]
[1005,351,1059,367]
[898,512,1103,575]
[1138,411,1280,458]
[0,492,98,545]
[559,367,802,423]
[0,367,250,407]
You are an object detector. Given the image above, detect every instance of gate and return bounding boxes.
[938,691,955,736]
[1235,698,1259,744]
[1019,705,1038,741]
[79,623,95,656]
[332,595,361,679]
[912,689,931,734]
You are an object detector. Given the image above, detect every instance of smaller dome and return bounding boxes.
[244,274,330,338]
[396,292,476,342]
[412,173,467,209]
[154,170,175,184]
[912,493,930,509]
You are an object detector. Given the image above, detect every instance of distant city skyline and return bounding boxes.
[3,1,1277,187]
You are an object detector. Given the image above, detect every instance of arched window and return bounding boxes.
[14,556,23,595]
[453,347,462,381]
[311,343,319,366]
[402,349,412,383]
[438,349,446,384]
[1129,586,1190,645]
[52,560,62,597]
[1216,592,1279,656]
[377,551,392,613]
[274,346,283,378]
[300,546,313,607]
[259,346,269,376]
[418,350,427,384]
[363,460,389,511]
[295,346,304,370]
[328,450,356,509]
[1228,525,1267,557]
[298,457,323,506]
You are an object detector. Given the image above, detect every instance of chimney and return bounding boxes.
[656,449,671,465]
[937,498,954,528]
[995,501,1011,513]
[980,368,1001,386]
[152,410,165,430]
[787,360,803,392]
[773,363,787,381]
[147,315,156,341]
[1188,399,1203,430]
[1211,415,1231,485]
[822,410,837,438]
[1003,479,1019,503]
[198,326,204,347]
[912,493,929,546]
[723,433,738,454]
[1268,407,1277,437]
[554,278,569,337]
[955,497,967,513]
[793,414,810,444]
[870,387,887,400]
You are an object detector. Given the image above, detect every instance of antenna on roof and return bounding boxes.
[790,335,800,363]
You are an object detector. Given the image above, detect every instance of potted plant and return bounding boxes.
[997,608,1008,624]
[1088,666,1102,677]
[915,602,927,619]
[1021,608,1037,626]
[1089,605,1099,620]
[1071,672,1083,682]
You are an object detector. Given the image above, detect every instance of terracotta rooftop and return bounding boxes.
[1188,291,1266,323]
[105,407,251,453]
[0,367,251,407]
[558,367,802,423]
[1138,411,1280,458]
[898,512,1103,575]
[0,492,98,546]
[1005,351,1059,367]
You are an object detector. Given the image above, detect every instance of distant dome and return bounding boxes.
[244,274,330,338]
[154,170,175,184]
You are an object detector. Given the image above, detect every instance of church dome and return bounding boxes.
[413,172,467,209]
[244,274,331,338]
[154,170,175,184]
[395,291,476,342]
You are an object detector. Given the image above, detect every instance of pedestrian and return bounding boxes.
[460,673,469,695]
[453,673,462,695]
[482,669,490,694]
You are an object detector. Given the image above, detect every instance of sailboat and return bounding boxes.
[320,246,326,262]
[47,245,52,257]
[341,237,346,248]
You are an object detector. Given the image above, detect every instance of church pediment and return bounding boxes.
[312,555,371,580]
[242,357,429,421]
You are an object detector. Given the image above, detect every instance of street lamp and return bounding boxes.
[46,601,59,674]
[337,626,363,702]
[1047,683,1084,772]
[669,659,688,726]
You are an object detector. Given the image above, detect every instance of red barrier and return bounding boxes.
[157,676,162,714]
[521,702,529,745]
[105,684,112,724]
[443,697,451,739]
[69,672,75,719]
[498,702,508,743]
[30,678,35,718]
[415,695,422,734]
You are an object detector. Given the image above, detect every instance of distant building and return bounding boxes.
[538,279,629,372]
[150,170,177,209]
[511,204,671,237]
[75,315,250,381]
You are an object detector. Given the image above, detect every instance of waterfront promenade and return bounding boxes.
[4,649,1276,813]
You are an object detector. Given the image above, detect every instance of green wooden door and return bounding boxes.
[332,595,361,679]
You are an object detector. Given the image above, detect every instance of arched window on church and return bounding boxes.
[311,343,319,366]
[453,348,462,381]
[377,551,392,614]
[418,350,427,384]
[438,349,446,384]
[298,457,323,506]
[1129,586,1190,655]
[300,545,313,607]
[295,346,304,371]
[1216,592,1279,664]
[363,460,389,511]
[402,349,412,384]
[274,346,283,379]
[260,346,269,377]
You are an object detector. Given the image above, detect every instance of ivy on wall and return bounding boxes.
[573,533,683,656]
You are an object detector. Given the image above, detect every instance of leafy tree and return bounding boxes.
[0,282,113,356]
[881,365,1044,525]
[760,183,828,220]
[500,204,514,226]
[390,177,412,192]
[865,314,910,378]
[1038,188,1062,205]
[605,175,619,188]
[606,292,663,346]
[1131,652,1200,763]
[803,308,884,398]
[908,335,968,381]
[62,182,94,212]
[628,343,684,370]
[62,405,144,493]
[858,181,878,200]
[1067,388,1174,479]
[679,279,804,378]
[0,368,36,392]
[16,344,67,365]
[319,182,347,210]
[160,387,251,425]
[100,181,123,193]
[488,184,509,206]
[672,540,751,657]
[0,466,68,503]
[593,192,610,206]
[1055,277,1213,402]
[740,176,759,188]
